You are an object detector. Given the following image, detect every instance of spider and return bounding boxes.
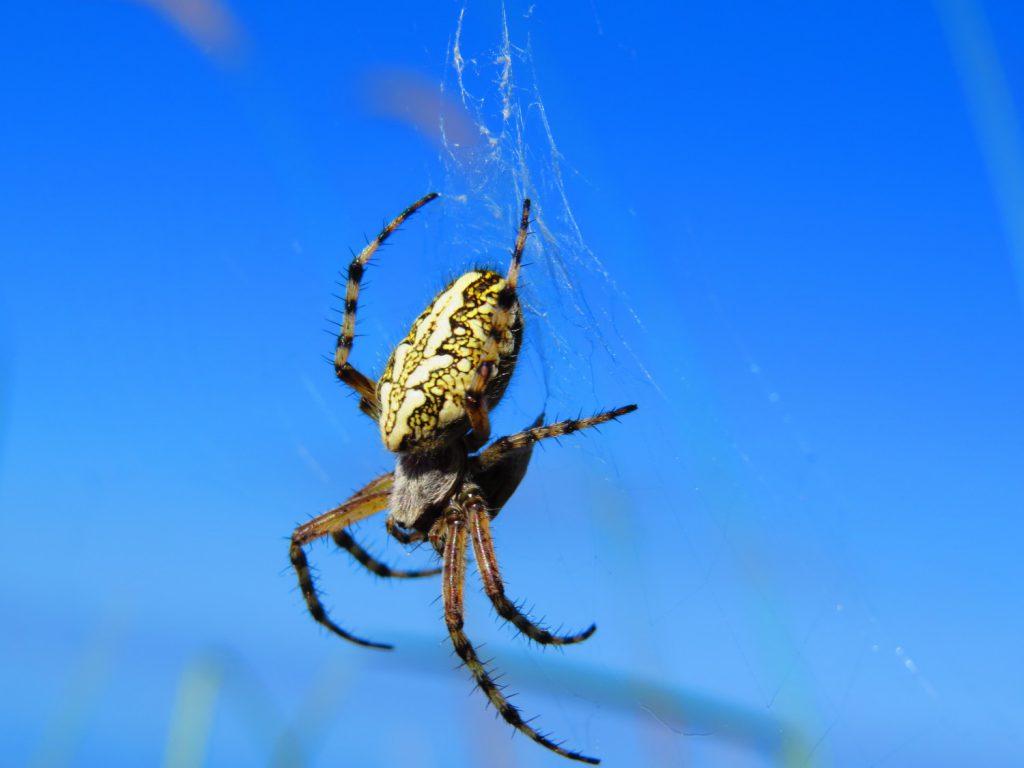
[289,193,636,764]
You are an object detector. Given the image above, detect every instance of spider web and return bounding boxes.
[430,5,660,416]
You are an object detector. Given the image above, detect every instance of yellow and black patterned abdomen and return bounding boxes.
[377,270,521,453]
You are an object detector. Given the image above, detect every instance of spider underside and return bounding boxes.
[289,193,636,765]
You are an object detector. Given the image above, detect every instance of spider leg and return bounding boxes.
[335,192,440,419]
[477,404,638,470]
[467,490,595,645]
[290,472,398,649]
[440,505,600,765]
[386,516,429,545]
[463,198,530,448]
[331,529,440,578]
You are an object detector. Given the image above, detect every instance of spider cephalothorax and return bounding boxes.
[289,194,636,764]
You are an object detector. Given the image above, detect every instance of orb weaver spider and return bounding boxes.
[289,193,636,764]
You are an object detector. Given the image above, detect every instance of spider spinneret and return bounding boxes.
[289,193,636,764]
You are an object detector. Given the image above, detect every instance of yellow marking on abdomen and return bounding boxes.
[377,271,518,452]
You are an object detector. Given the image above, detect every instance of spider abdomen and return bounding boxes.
[377,270,521,453]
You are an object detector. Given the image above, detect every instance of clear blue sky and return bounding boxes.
[2,2,1022,767]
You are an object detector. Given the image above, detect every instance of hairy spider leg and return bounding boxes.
[290,472,403,649]
[477,404,639,470]
[386,516,429,544]
[295,471,431,577]
[439,501,600,765]
[334,192,441,418]
[468,490,595,645]
[322,474,437,575]
[331,529,441,578]
[464,198,530,449]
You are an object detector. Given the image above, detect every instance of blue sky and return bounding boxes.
[2,2,1023,766]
